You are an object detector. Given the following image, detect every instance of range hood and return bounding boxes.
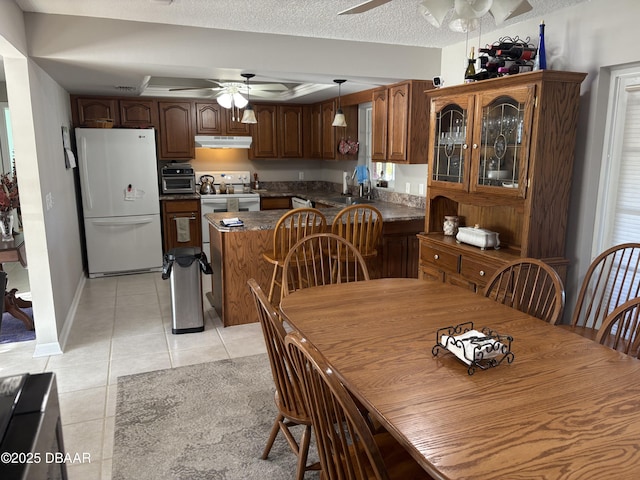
[195,135,253,149]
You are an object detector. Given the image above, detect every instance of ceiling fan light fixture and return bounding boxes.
[216,93,233,109]
[448,14,481,32]
[454,0,493,19]
[489,0,533,25]
[418,0,454,28]
[232,92,248,109]
[332,79,348,128]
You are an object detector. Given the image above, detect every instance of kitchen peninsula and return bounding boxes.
[206,197,424,326]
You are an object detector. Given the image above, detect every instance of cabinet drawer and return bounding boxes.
[420,264,444,282]
[459,255,500,286]
[420,243,459,272]
[163,200,200,214]
[445,272,476,292]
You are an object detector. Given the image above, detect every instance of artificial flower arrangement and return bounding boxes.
[0,169,19,213]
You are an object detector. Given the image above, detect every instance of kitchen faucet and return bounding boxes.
[351,166,371,198]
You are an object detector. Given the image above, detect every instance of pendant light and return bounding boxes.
[240,73,258,124]
[332,79,347,127]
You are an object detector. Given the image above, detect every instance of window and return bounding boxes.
[594,65,640,250]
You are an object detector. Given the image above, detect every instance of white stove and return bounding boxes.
[195,170,259,199]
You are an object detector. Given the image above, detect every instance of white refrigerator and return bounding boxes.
[76,128,163,277]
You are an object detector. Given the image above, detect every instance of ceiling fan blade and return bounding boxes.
[338,0,392,15]
[248,83,290,92]
[168,86,222,92]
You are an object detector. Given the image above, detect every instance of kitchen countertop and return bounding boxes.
[205,194,425,232]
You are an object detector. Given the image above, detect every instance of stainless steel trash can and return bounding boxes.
[162,247,212,334]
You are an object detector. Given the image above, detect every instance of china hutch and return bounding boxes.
[418,70,586,291]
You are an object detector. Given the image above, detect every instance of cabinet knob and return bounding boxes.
[472,143,478,149]
[434,254,439,260]
[462,144,468,150]
[479,270,485,276]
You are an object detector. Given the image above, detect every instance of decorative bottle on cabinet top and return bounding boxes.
[464,47,476,83]
[533,20,546,70]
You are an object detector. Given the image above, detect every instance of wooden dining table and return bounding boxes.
[279,278,640,479]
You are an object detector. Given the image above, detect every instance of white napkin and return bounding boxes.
[441,329,503,365]
[175,217,191,242]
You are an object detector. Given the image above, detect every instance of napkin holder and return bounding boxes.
[432,322,514,375]
[456,226,500,250]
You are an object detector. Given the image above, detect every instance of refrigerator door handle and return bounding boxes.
[79,137,93,210]
[90,217,156,226]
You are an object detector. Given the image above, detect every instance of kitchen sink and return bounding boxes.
[329,196,375,205]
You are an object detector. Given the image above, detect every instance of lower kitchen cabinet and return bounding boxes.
[381,219,422,278]
[161,198,202,253]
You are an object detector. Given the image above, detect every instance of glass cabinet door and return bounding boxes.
[429,95,474,189]
[472,85,535,196]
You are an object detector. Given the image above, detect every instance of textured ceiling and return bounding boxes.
[5,0,591,100]
[15,0,590,48]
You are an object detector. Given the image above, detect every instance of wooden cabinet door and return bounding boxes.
[225,108,251,135]
[162,200,202,252]
[427,93,475,192]
[195,102,223,134]
[371,87,388,161]
[76,98,119,125]
[250,104,278,158]
[470,84,535,198]
[309,103,323,158]
[278,105,303,158]
[387,82,410,162]
[158,101,194,159]
[119,99,157,128]
[321,100,336,159]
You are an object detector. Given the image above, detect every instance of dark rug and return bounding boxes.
[113,354,319,480]
[0,307,35,344]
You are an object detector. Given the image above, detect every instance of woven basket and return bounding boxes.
[84,118,114,128]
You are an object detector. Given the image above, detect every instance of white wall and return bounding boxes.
[439,0,640,321]
[1,2,83,356]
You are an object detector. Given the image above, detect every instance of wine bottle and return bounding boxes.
[498,62,533,75]
[479,42,513,57]
[496,46,537,61]
[533,21,547,70]
[464,47,476,83]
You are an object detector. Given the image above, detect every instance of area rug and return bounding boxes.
[113,354,320,480]
[0,307,35,344]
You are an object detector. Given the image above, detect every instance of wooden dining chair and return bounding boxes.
[247,279,319,480]
[331,205,383,277]
[262,208,327,302]
[281,233,370,298]
[566,243,640,338]
[483,258,565,324]
[284,331,433,480]
[595,296,640,357]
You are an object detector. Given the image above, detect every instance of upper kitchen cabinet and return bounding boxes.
[420,70,587,291]
[225,108,251,135]
[195,102,251,135]
[249,104,303,159]
[371,80,433,164]
[303,100,358,161]
[119,99,158,128]
[72,96,158,128]
[72,97,119,126]
[158,101,194,160]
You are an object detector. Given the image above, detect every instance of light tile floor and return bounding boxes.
[0,267,267,480]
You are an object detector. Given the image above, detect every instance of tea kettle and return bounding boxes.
[199,175,215,195]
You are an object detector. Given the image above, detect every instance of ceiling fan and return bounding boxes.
[339,0,533,30]
[169,78,290,100]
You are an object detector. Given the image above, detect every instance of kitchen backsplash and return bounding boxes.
[259,180,426,210]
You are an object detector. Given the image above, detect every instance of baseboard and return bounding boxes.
[33,341,63,357]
